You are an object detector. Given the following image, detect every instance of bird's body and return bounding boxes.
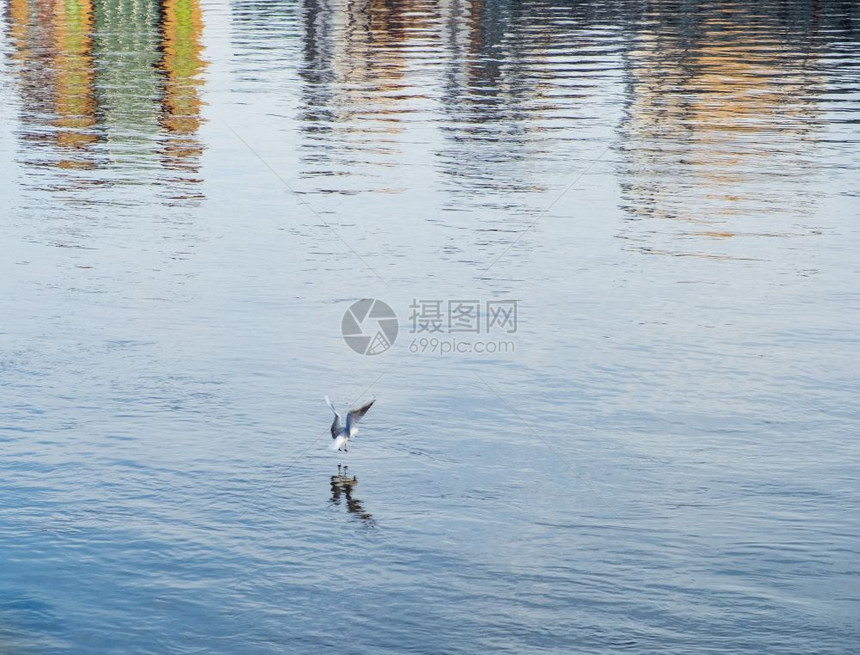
[325,396,375,452]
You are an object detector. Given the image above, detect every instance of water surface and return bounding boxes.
[1,0,859,652]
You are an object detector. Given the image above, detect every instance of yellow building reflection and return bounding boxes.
[160,0,206,179]
[619,5,823,258]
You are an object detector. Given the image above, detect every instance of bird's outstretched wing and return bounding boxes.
[346,398,375,436]
[325,395,341,439]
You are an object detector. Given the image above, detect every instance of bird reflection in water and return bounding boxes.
[330,465,374,525]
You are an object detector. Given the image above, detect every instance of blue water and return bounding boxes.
[1,0,859,652]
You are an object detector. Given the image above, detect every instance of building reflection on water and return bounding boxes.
[617,2,826,259]
[295,0,569,199]
[6,0,854,249]
[435,0,558,200]
[298,0,426,193]
[53,0,99,162]
[4,0,206,201]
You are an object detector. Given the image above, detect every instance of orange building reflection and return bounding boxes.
[6,0,99,169]
[53,0,98,162]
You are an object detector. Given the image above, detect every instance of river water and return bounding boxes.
[1,0,859,652]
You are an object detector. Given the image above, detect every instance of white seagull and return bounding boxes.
[325,396,375,452]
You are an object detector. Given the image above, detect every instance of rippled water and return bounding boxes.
[1,0,859,652]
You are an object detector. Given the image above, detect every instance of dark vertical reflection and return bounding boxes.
[430,0,622,260]
[436,0,557,199]
[291,0,620,206]
[298,0,438,194]
[3,0,207,203]
[294,0,560,197]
